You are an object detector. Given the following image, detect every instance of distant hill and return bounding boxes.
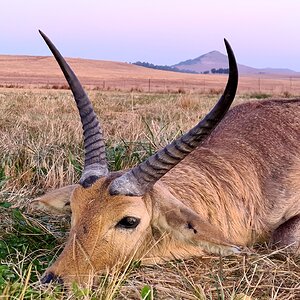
[173,51,298,75]
[0,54,206,87]
[1,55,299,94]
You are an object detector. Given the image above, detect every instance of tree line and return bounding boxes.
[133,62,229,75]
[133,61,198,74]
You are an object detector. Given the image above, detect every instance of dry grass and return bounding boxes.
[0,88,249,196]
[118,248,300,299]
[0,88,300,299]
[1,55,300,95]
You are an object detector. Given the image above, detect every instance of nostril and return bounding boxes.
[41,272,64,284]
[41,272,54,284]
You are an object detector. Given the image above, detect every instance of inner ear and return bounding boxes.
[29,184,78,215]
[151,185,241,256]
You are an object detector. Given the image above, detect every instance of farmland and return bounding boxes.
[1,55,300,95]
[0,59,300,298]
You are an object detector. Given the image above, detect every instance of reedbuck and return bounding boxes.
[33,31,300,285]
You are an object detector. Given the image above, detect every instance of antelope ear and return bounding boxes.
[152,185,241,256]
[29,184,78,215]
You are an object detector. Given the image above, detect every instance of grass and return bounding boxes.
[247,92,272,99]
[0,88,300,299]
[2,54,300,95]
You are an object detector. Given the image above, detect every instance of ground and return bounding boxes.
[0,89,299,299]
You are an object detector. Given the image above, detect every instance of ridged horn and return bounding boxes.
[109,39,238,196]
[39,30,108,187]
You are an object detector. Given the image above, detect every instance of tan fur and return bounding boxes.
[34,99,300,285]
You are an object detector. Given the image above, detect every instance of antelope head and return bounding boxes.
[34,31,239,285]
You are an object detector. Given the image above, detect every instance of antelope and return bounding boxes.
[32,31,300,286]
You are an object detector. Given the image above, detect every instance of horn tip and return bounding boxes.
[38,30,48,42]
[223,38,231,52]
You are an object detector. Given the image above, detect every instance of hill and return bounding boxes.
[173,51,298,75]
[1,54,300,95]
[0,54,205,87]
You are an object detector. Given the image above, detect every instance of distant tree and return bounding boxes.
[133,61,199,74]
[211,68,229,74]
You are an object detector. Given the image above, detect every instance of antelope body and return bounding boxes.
[32,31,300,285]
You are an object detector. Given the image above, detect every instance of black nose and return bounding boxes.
[41,272,64,284]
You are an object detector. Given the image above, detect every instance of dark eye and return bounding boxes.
[116,216,140,229]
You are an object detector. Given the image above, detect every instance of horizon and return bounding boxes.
[1,0,300,71]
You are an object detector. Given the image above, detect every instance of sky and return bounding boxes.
[1,0,300,71]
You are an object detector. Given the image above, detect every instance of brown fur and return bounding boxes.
[164,100,300,243]
[33,99,300,285]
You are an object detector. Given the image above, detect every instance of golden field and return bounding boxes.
[1,53,300,298]
[1,55,300,95]
[0,85,300,299]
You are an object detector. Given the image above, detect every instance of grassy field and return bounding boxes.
[1,55,300,95]
[1,88,300,299]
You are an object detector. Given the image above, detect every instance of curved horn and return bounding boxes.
[109,39,238,196]
[39,30,108,187]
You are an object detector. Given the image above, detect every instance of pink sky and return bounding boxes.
[1,0,300,71]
